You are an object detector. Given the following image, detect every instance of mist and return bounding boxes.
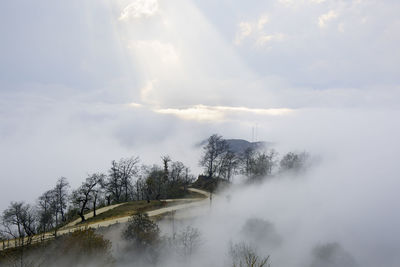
[1,0,400,266]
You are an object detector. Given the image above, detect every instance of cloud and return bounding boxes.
[235,22,253,45]
[318,10,339,28]
[155,105,293,121]
[119,0,159,21]
[234,14,284,47]
[257,15,269,30]
[256,33,286,47]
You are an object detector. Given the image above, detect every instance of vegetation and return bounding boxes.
[0,229,113,267]
[0,133,309,267]
[81,200,166,225]
[229,242,271,267]
[123,213,160,249]
[199,134,310,184]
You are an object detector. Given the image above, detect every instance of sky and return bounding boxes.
[0,0,400,213]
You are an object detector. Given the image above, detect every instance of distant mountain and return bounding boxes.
[196,138,271,155]
[225,139,270,154]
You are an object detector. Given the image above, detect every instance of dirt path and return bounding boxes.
[0,188,210,251]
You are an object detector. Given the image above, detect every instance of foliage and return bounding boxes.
[279,152,309,173]
[123,213,160,249]
[0,229,113,267]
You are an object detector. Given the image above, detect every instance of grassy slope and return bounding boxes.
[77,190,205,226]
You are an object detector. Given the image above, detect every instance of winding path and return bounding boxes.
[0,188,210,251]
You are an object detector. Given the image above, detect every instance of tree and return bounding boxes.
[229,242,271,267]
[1,202,37,244]
[199,134,229,179]
[240,149,278,180]
[71,173,104,222]
[106,156,140,203]
[173,226,202,258]
[170,161,185,183]
[37,190,55,235]
[53,177,69,222]
[240,147,256,177]
[279,152,309,173]
[107,160,123,203]
[219,150,239,182]
[89,174,106,217]
[144,165,164,202]
[119,157,140,202]
[123,213,160,249]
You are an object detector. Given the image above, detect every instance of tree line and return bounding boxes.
[199,134,309,182]
[0,133,309,244]
[0,155,195,243]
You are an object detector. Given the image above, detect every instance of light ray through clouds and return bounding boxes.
[113,0,291,119]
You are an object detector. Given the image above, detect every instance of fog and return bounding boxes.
[54,106,399,267]
[1,0,400,265]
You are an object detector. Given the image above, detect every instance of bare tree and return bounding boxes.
[219,150,239,182]
[199,134,229,179]
[170,161,185,183]
[229,241,271,267]
[90,174,106,217]
[37,190,55,234]
[173,226,202,257]
[1,202,37,244]
[71,174,104,222]
[240,147,256,177]
[53,177,69,222]
[119,157,140,202]
[106,156,139,203]
[106,160,123,203]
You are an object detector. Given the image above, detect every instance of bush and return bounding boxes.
[123,213,160,249]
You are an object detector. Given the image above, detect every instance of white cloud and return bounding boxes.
[234,22,253,45]
[256,33,286,47]
[234,14,284,47]
[257,15,269,30]
[310,0,326,4]
[318,10,339,28]
[119,0,159,21]
[155,105,293,121]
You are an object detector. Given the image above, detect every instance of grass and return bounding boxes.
[78,190,205,226]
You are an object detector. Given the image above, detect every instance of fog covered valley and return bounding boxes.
[1,0,400,266]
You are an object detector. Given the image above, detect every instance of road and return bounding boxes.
[0,188,210,251]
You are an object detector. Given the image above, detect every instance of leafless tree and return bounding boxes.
[229,241,271,267]
[53,177,69,222]
[37,190,55,234]
[218,150,239,182]
[199,134,229,179]
[170,161,185,183]
[107,160,123,203]
[71,173,104,222]
[119,157,140,202]
[106,156,139,203]
[1,202,37,244]
[173,226,202,257]
[240,147,256,177]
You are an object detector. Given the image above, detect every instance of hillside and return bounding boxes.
[196,138,271,154]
